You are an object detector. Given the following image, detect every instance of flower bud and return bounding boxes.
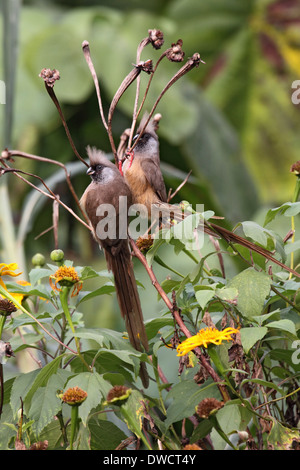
[50,249,64,262]
[32,253,46,267]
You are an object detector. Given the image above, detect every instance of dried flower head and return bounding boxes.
[49,265,82,296]
[136,235,154,252]
[148,29,164,49]
[106,385,131,404]
[29,440,49,451]
[196,398,224,419]
[177,327,239,356]
[183,444,203,450]
[290,160,300,176]
[0,341,14,360]
[166,39,185,62]
[136,59,153,75]
[191,52,205,67]
[60,386,87,406]
[39,68,60,87]
[0,297,17,316]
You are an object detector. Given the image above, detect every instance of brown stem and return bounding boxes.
[130,53,204,152]
[82,41,108,131]
[43,83,88,168]
[107,66,142,165]
[129,238,230,401]
[1,149,90,225]
[0,165,90,230]
[128,37,151,148]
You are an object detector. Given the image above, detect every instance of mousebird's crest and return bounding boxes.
[86,146,116,170]
[137,113,157,139]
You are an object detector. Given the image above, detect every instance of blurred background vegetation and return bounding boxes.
[1,0,300,355]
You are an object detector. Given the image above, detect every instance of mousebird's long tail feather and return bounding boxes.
[105,246,149,388]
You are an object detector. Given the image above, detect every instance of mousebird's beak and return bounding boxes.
[86,167,95,176]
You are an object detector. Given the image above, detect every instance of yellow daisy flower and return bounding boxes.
[0,263,22,289]
[49,265,82,297]
[177,327,239,356]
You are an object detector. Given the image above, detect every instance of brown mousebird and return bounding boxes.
[122,114,167,217]
[80,146,149,387]
[122,116,300,279]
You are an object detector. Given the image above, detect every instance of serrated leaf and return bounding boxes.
[29,370,71,437]
[12,356,64,415]
[227,268,271,319]
[10,369,40,416]
[65,372,109,425]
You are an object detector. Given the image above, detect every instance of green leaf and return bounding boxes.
[145,316,174,341]
[29,370,71,437]
[4,281,50,300]
[240,326,268,354]
[213,401,253,446]
[268,418,300,450]
[165,379,221,427]
[264,202,300,226]
[29,267,53,286]
[10,369,40,416]
[79,266,106,280]
[65,372,109,425]
[89,417,127,450]
[146,237,166,267]
[195,286,216,309]
[22,356,64,414]
[0,405,16,450]
[267,319,297,338]
[190,419,213,444]
[215,286,238,302]
[77,284,115,304]
[239,378,284,395]
[119,389,145,442]
[75,327,140,351]
[227,268,271,319]
[239,221,275,249]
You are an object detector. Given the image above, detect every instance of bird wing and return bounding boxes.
[140,157,167,203]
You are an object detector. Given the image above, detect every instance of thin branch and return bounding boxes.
[107,65,143,165]
[129,37,151,148]
[0,165,90,230]
[39,69,88,168]
[167,170,192,202]
[130,53,204,152]
[1,149,90,225]
[129,237,230,401]
[82,41,108,131]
